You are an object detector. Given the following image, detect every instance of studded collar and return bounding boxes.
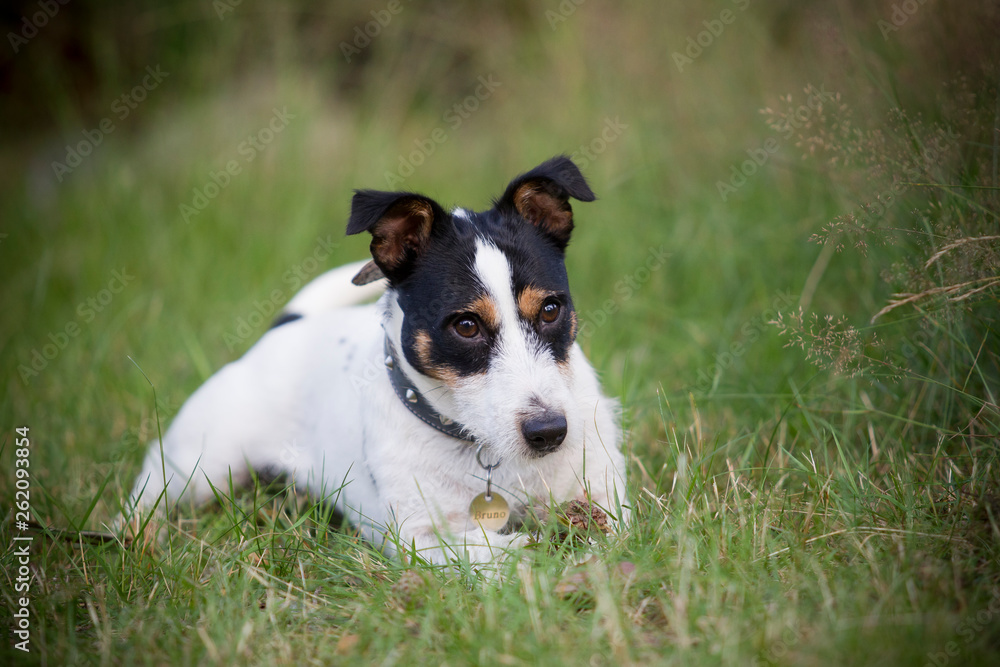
[383,337,476,442]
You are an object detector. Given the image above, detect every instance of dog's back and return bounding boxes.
[126,264,386,526]
[279,259,386,318]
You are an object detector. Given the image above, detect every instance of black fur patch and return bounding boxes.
[397,207,577,380]
[269,312,303,329]
[347,156,593,380]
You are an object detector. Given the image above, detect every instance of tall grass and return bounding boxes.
[2,1,998,665]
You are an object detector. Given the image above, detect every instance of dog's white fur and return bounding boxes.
[127,248,628,564]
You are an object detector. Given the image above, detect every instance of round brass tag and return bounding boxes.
[469,492,509,531]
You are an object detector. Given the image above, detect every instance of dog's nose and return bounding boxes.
[522,413,568,452]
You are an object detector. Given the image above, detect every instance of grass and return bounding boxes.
[1,1,999,665]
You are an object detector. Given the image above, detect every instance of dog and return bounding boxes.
[126,156,629,564]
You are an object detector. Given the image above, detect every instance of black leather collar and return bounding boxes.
[384,337,475,442]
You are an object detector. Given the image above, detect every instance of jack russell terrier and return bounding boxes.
[126,156,629,564]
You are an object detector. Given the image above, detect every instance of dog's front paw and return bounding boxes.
[461,532,530,564]
[402,527,529,567]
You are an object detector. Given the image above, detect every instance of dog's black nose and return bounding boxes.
[522,414,568,452]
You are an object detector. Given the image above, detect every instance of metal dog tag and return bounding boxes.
[470,491,509,531]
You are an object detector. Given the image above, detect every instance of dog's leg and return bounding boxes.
[126,431,254,516]
[124,350,300,518]
[402,523,528,566]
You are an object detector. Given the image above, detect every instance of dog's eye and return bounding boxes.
[453,317,480,338]
[540,300,561,324]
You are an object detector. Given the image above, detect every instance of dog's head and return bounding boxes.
[346,156,596,462]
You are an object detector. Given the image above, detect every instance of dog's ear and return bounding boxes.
[346,190,445,284]
[496,155,596,251]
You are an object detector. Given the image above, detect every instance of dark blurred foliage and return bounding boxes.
[3,0,999,140]
[0,1,540,134]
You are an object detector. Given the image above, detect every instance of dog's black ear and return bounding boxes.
[346,190,445,284]
[496,155,596,251]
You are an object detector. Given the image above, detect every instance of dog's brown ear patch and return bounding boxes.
[369,199,434,276]
[347,191,442,283]
[497,156,595,251]
[512,183,575,249]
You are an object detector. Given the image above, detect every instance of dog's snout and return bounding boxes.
[522,413,568,453]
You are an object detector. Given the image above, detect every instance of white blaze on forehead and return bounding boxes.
[461,237,573,459]
[452,207,472,220]
[472,238,520,330]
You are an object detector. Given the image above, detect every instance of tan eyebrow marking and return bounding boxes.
[517,286,558,322]
[465,294,501,331]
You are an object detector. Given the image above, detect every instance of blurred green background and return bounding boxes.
[1,2,999,663]
[2,0,997,524]
[1,0,997,512]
